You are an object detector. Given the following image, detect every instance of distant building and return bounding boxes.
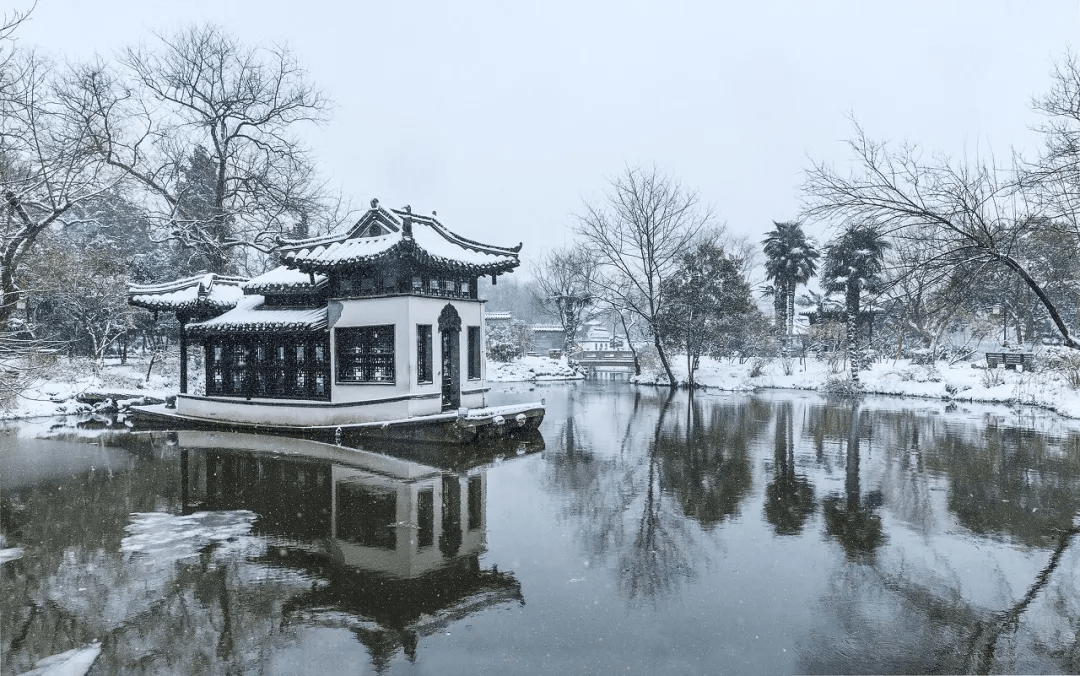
[529,325,565,353]
[580,324,617,351]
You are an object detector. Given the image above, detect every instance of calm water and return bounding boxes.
[3,383,1080,675]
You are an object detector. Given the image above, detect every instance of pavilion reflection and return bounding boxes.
[175,431,524,669]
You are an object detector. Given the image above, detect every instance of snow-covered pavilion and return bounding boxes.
[128,273,249,393]
[128,200,523,428]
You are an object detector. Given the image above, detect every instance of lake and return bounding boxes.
[3,382,1080,674]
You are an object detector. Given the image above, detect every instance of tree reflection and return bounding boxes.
[821,402,885,562]
[801,404,1080,674]
[763,401,815,536]
[657,391,757,530]
[936,426,1080,548]
[616,390,694,601]
[545,388,764,603]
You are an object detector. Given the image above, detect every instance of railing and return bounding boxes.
[573,350,636,361]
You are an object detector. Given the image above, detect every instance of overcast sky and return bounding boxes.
[14,0,1080,274]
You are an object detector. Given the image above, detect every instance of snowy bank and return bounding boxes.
[2,357,176,421]
[633,354,1080,418]
[486,355,585,383]
[8,352,1080,422]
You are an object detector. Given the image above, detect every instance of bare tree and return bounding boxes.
[803,121,1080,349]
[59,24,334,274]
[531,246,597,353]
[576,165,713,386]
[1,48,114,327]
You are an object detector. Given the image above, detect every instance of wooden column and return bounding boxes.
[178,311,189,394]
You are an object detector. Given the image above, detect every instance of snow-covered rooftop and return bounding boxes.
[278,202,521,275]
[187,295,328,335]
[242,266,328,294]
[128,273,248,313]
[531,325,565,333]
[484,311,513,321]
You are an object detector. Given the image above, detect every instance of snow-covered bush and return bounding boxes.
[1042,346,1080,389]
[823,374,861,395]
[486,320,532,362]
[748,356,770,378]
[980,367,1005,388]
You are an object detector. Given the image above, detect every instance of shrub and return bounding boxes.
[748,356,770,378]
[980,367,1005,388]
[1043,347,1080,389]
[823,375,861,395]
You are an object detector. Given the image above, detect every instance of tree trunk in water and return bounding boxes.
[654,334,677,388]
[619,313,640,376]
[686,346,694,388]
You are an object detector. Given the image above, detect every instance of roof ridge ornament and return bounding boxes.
[402,204,413,239]
[371,197,379,209]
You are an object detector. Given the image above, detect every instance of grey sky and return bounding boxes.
[15,0,1079,273]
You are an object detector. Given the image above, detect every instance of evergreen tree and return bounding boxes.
[821,223,890,386]
[762,220,820,342]
[656,242,754,386]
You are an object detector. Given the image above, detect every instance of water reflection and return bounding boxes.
[819,402,885,562]
[763,400,816,536]
[4,389,1080,674]
[544,389,765,602]
[1,431,525,674]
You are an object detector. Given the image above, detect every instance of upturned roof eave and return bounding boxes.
[283,240,520,276]
[128,297,238,313]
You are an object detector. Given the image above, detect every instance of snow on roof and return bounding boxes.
[484,311,512,321]
[243,266,328,293]
[128,273,248,312]
[187,295,328,335]
[278,202,521,275]
[531,325,565,333]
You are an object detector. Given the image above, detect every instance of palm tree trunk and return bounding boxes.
[774,291,786,334]
[787,283,796,345]
[847,288,860,386]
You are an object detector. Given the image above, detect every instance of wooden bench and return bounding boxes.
[985,352,1035,371]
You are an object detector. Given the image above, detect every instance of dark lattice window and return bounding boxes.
[417,324,433,384]
[336,483,396,549]
[204,335,329,400]
[467,326,481,380]
[418,488,434,548]
[468,475,483,530]
[337,325,395,383]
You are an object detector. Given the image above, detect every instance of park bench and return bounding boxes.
[985,352,1036,371]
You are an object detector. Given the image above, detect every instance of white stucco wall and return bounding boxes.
[329,295,486,409]
[179,294,489,422]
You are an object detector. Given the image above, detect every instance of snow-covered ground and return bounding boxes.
[487,355,585,382]
[5,351,1080,421]
[633,352,1080,418]
[2,356,176,420]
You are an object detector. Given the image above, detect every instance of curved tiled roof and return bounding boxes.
[187,296,327,335]
[128,273,248,313]
[277,203,520,275]
[243,266,328,294]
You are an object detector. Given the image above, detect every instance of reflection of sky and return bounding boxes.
[479,383,1080,674]
[3,385,1080,673]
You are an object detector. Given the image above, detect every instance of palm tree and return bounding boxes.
[821,223,890,386]
[762,221,820,342]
